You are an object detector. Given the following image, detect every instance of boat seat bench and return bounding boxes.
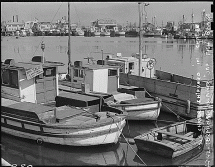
[157,130,193,141]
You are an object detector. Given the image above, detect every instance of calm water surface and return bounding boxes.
[1,36,213,166]
[1,36,213,80]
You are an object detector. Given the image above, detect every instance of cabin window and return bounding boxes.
[38,73,44,79]
[79,69,84,78]
[2,69,10,85]
[108,69,117,76]
[44,68,56,77]
[1,69,19,88]
[129,62,134,70]
[10,70,18,88]
[74,69,79,77]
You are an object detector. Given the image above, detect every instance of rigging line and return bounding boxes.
[73,3,81,26]
[17,46,23,62]
[143,86,187,121]
[32,2,63,57]
[108,115,147,166]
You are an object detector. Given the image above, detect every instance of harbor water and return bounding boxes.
[1,36,213,166]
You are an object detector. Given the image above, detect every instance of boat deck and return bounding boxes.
[1,98,19,106]
[121,98,154,104]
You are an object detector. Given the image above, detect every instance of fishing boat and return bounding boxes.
[1,56,127,146]
[108,86,161,121]
[133,132,204,165]
[94,30,101,36]
[76,28,84,36]
[118,30,126,36]
[59,57,161,121]
[142,31,155,37]
[58,3,161,121]
[105,3,214,119]
[125,29,139,37]
[106,53,213,119]
[1,3,127,146]
[134,119,205,158]
[100,29,110,36]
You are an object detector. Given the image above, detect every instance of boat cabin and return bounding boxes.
[70,61,120,93]
[1,56,64,104]
[105,53,156,78]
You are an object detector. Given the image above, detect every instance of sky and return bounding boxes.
[1,2,213,27]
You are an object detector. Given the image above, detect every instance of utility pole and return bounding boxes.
[191,9,194,32]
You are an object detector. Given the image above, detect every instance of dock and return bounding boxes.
[1,158,11,166]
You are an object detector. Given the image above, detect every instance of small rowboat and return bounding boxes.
[134,120,205,158]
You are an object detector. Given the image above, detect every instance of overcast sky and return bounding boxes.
[1,2,212,26]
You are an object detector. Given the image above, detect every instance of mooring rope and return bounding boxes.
[143,87,187,121]
[108,115,147,166]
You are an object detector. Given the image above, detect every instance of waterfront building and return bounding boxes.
[1,21,6,36]
[91,18,117,31]
[165,21,175,31]
[5,22,25,35]
[38,22,52,32]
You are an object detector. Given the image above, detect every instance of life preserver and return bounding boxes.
[36,138,43,145]
[150,58,157,65]
[186,100,191,114]
[146,59,155,70]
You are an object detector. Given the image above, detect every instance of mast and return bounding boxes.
[191,9,194,32]
[138,2,142,76]
[68,2,71,77]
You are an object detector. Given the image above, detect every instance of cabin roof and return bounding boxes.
[1,61,64,70]
[2,101,53,114]
[73,64,119,70]
[58,92,99,102]
[108,57,137,62]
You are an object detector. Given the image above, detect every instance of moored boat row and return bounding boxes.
[1,3,212,162]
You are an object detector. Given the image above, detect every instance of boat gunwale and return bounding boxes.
[110,99,160,107]
[1,113,126,129]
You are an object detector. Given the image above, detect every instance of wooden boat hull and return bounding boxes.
[110,101,161,120]
[134,121,205,158]
[135,134,204,158]
[94,32,101,36]
[1,114,126,146]
[118,32,125,36]
[2,133,126,166]
[149,92,213,118]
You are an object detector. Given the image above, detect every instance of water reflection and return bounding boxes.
[1,133,126,166]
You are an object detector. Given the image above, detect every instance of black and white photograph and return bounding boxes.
[1,1,213,166]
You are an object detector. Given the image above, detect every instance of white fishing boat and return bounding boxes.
[118,31,125,36]
[58,3,161,121]
[76,28,84,36]
[1,57,126,146]
[100,29,110,36]
[134,119,205,158]
[109,86,161,121]
[94,30,101,36]
[1,3,126,147]
[59,58,161,121]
